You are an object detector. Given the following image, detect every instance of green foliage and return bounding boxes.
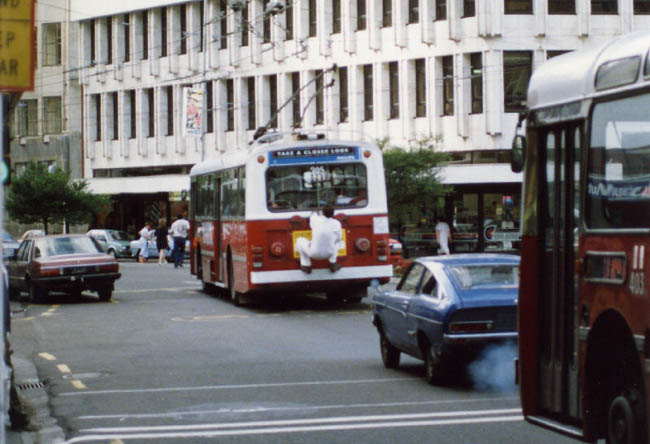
[380,137,450,233]
[5,163,110,233]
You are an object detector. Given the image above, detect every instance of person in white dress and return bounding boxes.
[435,217,452,255]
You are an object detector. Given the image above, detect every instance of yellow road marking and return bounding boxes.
[110,440,124,444]
[38,353,56,361]
[57,364,71,374]
[70,380,87,390]
[171,310,370,322]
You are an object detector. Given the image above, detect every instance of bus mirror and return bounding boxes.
[511,135,526,173]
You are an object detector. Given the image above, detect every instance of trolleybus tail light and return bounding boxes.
[376,240,387,261]
[257,155,265,164]
[363,150,371,158]
[270,241,286,258]
[355,237,371,253]
[252,246,264,268]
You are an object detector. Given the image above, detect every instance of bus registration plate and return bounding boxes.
[292,230,347,258]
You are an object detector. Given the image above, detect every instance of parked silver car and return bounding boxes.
[87,229,132,259]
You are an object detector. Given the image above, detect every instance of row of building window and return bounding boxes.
[63,0,650,69]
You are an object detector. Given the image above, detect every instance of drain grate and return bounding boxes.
[17,381,44,391]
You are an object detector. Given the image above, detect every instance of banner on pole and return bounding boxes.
[182,87,203,137]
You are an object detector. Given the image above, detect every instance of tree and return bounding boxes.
[5,163,110,234]
[381,137,450,236]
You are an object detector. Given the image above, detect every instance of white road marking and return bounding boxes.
[113,286,201,294]
[38,352,56,361]
[66,414,524,443]
[76,397,518,420]
[57,364,71,374]
[60,377,420,397]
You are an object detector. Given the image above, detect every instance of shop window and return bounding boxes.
[483,193,520,252]
[452,193,479,253]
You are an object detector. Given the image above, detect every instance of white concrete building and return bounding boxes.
[13,0,650,246]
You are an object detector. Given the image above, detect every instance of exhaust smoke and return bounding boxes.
[467,342,517,392]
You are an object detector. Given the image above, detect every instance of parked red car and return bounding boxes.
[6,234,121,302]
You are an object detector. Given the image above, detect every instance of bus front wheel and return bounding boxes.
[607,389,647,444]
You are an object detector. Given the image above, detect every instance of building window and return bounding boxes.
[309,0,317,37]
[315,70,324,125]
[358,0,367,30]
[128,90,136,139]
[90,19,96,65]
[16,99,38,136]
[269,74,278,128]
[442,56,454,116]
[382,0,392,27]
[43,96,62,134]
[206,81,214,133]
[93,95,101,140]
[285,0,293,40]
[470,53,483,114]
[634,0,650,14]
[389,62,399,119]
[591,0,618,13]
[166,86,174,136]
[291,72,301,128]
[106,17,113,64]
[363,64,373,121]
[463,0,475,17]
[436,0,447,20]
[415,59,426,118]
[226,79,234,131]
[161,7,168,57]
[111,92,118,140]
[123,15,130,62]
[505,0,532,14]
[333,0,341,33]
[42,23,61,66]
[504,51,532,113]
[220,0,228,48]
[248,77,256,130]
[241,3,249,47]
[141,11,148,60]
[339,67,348,123]
[180,4,187,55]
[547,50,570,59]
[408,0,419,23]
[549,0,575,14]
[263,0,271,43]
[146,88,154,137]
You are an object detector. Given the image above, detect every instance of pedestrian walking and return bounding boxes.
[154,218,169,265]
[435,216,452,255]
[136,222,153,263]
[169,213,190,268]
[295,204,343,274]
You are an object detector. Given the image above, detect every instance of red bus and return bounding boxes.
[189,132,393,305]
[512,31,650,444]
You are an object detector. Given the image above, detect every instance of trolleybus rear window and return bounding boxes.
[267,163,368,211]
[587,92,650,229]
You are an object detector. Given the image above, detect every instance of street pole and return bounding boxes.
[201,0,208,162]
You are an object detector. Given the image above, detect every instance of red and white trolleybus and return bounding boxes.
[512,31,650,444]
[189,132,393,305]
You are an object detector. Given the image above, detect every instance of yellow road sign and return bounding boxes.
[0,0,34,91]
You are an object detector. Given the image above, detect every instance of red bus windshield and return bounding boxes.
[266,163,368,212]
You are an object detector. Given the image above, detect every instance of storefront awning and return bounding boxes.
[439,164,522,185]
[85,175,190,195]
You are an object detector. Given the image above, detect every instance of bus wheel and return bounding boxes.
[201,279,214,295]
[344,285,367,304]
[608,389,647,444]
[228,258,241,306]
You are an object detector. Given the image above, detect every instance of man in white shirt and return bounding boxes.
[295,204,343,273]
[169,213,190,268]
[435,217,452,255]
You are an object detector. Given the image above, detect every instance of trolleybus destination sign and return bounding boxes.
[270,146,359,165]
[0,0,34,91]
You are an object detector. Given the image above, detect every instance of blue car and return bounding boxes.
[371,253,519,384]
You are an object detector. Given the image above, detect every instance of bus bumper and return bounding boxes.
[250,265,393,285]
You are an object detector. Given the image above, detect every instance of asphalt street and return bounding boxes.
[5,261,586,443]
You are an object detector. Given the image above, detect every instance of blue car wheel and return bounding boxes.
[380,330,400,369]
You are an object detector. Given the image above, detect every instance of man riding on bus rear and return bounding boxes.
[295,204,342,274]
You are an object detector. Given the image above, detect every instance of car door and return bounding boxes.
[381,262,426,350]
[404,267,445,357]
[7,240,32,292]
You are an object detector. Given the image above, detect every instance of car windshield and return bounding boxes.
[108,230,130,241]
[3,231,15,243]
[34,237,102,258]
[449,264,519,290]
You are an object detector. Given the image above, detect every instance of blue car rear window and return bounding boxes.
[449,265,519,290]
